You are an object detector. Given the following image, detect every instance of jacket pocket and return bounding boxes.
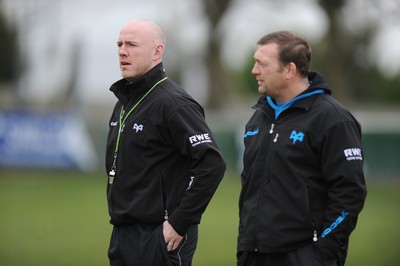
[305,184,318,238]
[160,171,169,220]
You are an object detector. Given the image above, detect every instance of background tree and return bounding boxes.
[0,3,18,87]
[239,0,400,105]
[314,0,400,104]
[202,0,234,109]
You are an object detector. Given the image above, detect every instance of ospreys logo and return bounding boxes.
[290,130,304,144]
[133,123,143,133]
[189,133,212,147]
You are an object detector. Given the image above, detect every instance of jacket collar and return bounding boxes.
[109,63,166,106]
[254,71,332,111]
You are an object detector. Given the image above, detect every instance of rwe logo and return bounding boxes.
[189,133,212,147]
[344,148,362,161]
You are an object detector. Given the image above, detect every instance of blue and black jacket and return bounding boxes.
[238,72,367,265]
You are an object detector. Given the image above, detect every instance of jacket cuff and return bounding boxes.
[167,209,194,236]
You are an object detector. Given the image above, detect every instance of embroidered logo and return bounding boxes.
[290,130,304,144]
[189,133,212,147]
[133,123,143,133]
[243,129,259,138]
[322,210,349,238]
[110,121,118,126]
[344,148,362,161]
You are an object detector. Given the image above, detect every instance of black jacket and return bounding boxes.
[105,63,226,235]
[238,72,366,264]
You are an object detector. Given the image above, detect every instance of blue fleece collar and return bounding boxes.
[267,89,325,119]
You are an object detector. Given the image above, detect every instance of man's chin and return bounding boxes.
[121,73,135,83]
[257,87,265,95]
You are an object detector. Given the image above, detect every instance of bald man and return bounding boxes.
[105,20,226,265]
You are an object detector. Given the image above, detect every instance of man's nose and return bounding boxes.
[119,45,127,56]
[251,65,258,75]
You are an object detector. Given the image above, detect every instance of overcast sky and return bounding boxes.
[1,0,399,105]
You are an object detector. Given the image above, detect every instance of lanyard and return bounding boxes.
[109,76,168,184]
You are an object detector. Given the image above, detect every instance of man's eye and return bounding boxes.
[259,62,267,67]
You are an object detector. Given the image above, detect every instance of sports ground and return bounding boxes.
[0,170,399,265]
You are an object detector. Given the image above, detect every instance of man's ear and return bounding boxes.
[153,43,164,62]
[285,62,297,80]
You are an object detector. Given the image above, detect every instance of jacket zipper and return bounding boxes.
[269,123,275,134]
[253,123,278,245]
[161,172,169,220]
[313,230,318,242]
[306,185,318,242]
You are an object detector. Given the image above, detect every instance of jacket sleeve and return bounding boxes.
[316,118,367,262]
[165,104,226,235]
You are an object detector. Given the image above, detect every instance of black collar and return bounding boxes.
[253,71,332,112]
[109,63,166,106]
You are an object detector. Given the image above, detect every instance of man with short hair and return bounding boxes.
[105,19,226,265]
[237,31,366,266]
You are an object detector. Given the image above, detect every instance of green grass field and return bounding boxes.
[0,170,399,266]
